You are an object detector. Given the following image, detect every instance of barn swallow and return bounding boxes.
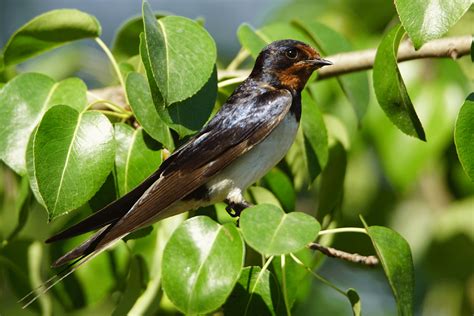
[24,39,331,303]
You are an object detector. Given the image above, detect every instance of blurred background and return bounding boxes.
[1,0,473,315]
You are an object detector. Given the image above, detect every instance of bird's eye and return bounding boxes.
[285,48,298,59]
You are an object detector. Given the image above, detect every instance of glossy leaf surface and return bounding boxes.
[395,0,472,49]
[32,105,115,219]
[373,24,426,141]
[143,2,216,104]
[240,204,320,256]
[0,74,87,174]
[162,216,244,314]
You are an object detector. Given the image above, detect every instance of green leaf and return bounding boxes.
[31,105,115,220]
[166,67,218,137]
[317,142,347,220]
[3,9,101,66]
[114,124,162,196]
[139,32,217,138]
[112,255,148,316]
[143,2,216,104]
[301,90,329,184]
[294,20,369,120]
[162,216,244,314]
[240,204,320,256]
[112,13,168,62]
[237,23,269,58]
[347,288,362,316]
[361,218,414,316]
[224,266,279,316]
[262,168,296,212]
[248,186,282,209]
[373,24,426,141]
[454,93,474,181]
[0,73,87,174]
[394,0,472,49]
[125,72,174,149]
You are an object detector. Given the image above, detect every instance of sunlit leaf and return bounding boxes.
[240,204,320,256]
[454,93,474,181]
[0,73,87,174]
[224,266,279,316]
[362,217,414,316]
[139,32,217,138]
[294,20,369,120]
[237,23,269,58]
[162,216,244,314]
[112,12,168,62]
[142,2,216,104]
[373,24,426,141]
[3,9,101,66]
[125,72,174,149]
[114,123,162,196]
[394,0,472,49]
[32,105,115,220]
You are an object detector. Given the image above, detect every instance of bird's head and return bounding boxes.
[250,39,332,92]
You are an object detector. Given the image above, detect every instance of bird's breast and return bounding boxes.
[206,112,299,200]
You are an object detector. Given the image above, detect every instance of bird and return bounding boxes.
[22,39,332,306]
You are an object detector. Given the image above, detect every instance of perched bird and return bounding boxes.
[23,39,331,305]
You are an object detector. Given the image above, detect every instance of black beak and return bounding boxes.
[308,58,333,68]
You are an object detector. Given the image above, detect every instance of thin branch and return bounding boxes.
[317,35,472,79]
[309,242,379,266]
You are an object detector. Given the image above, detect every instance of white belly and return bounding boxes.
[206,112,299,203]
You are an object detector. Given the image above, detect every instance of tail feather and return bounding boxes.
[20,252,100,309]
[51,225,113,268]
[46,172,160,243]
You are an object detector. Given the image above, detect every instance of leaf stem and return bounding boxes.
[87,99,129,114]
[94,38,127,97]
[95,110,131,120]
[244,256,274,315]
[318,227,367,236]
[289,253,347,297]
[226,48,250,71]
[218,76,247,88]
[281,255,292,316]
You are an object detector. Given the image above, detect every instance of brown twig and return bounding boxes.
[309,242,379,266]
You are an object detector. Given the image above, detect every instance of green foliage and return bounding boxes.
[240,204,320,256]
[162,216,244,314]
[3,9,101,66]
[394,0,472,49]
[373,24,426,141]
[362,218,415,316]
[0,0,471,315]
[114,124,163,196]
[142,1,216,105]
[31,105,115,219]
[454,94,474,181]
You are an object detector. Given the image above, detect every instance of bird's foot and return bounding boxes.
[224,200,252,218]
